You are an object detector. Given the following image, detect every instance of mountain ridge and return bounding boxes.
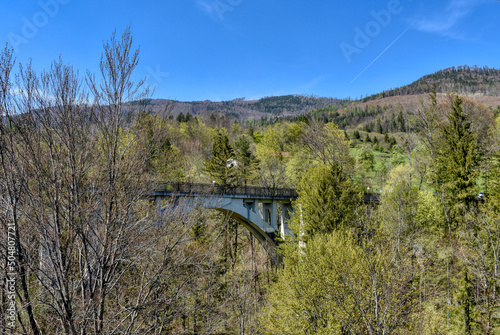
[139,65,500,121]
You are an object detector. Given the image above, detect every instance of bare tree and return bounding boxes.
[301,120,354,173]
[0,45,42,335]
[1,28,272,334]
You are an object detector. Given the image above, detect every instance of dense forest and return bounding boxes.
[2,28,500,334]
[134,65,500,125]
[141,94,346,121]
[362,65,500,101]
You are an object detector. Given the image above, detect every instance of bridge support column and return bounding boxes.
[280,203,292,238]
[155,196,161,212]
[154,196,164,227]
[243,200,257,224]
[262,201,278,231]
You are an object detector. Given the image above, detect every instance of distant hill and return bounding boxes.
[287,66,500,132]
[362,65,500,102]
[140,95,346,121]
[135,65,500,123]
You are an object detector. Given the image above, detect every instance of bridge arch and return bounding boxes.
[151,183,297,264]
[150,183,379,264]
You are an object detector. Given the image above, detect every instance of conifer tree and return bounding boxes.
[377,119,383,133]
[204,130,236,188]
[176,112,185,123]
[434,95,481,223]
[234,135,259,187]
[486,152,500,212]
[292,162,358,240]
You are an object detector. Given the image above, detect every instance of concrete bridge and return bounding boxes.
[151,183,297,255]
[151,182,379,264]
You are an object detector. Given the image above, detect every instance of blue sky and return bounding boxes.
[1,0,499,101]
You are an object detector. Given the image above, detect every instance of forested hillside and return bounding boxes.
[138,65,500,125]
[143,94,345,121]
[2,29,500,334]
[363,65,500,101]
[281,92,500,135]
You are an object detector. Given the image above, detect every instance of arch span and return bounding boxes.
[150,182,378,265]
[155,194,294,265]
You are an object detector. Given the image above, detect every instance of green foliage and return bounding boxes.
[259,232,356,334]
[376,119,383,133]
[176,112,186,122]
[291,163,358,240]
[251,129,264,143]
[231,120,242,136]
[203,130,236,187]
[357,143,375,172]
[433,95,481,223]
[414,190,446,231]
[133,111,182,179]
[457,208,500,333]
[379,165,419,252]
[234,135,259,186]
[259,230,419,334]
[389,148,407,167]
[486,151,500,212]
[301,121,354,171]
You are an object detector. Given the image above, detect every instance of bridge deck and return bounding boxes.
[151,182,380,203]
[152,182,298,200]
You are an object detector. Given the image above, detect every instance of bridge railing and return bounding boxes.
[151,182,380,204]
[153,182,298,198]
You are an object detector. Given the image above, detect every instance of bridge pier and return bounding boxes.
[280,203,293,238]
[262,201,278,231]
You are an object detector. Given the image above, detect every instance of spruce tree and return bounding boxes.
[292,162,358,240]
[434,95,480,224]
[203,131,236,188]
[176,112,185,123]
[486,151,500,211]
[234,135,259,187]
